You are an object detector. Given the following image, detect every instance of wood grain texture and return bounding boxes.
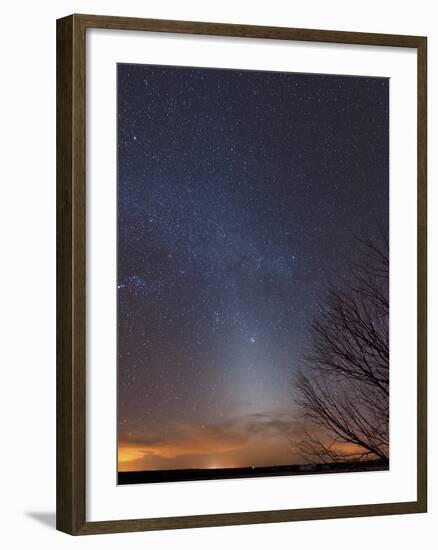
[56,15,74,534]
[56,13,427,535]
[78,501,422,535]
[56,14,86,535]
[416,37,428,513]
[74,13,425,47]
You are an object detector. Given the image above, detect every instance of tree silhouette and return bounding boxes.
[292,234,389,463]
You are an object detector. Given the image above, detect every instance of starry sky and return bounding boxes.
[117,63,389,472]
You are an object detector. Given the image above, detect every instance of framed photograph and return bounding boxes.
[57,14,427,535]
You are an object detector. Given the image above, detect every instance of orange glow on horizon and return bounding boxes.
[117,420,377,473]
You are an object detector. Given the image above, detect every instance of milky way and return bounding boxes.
[117,64,389,472]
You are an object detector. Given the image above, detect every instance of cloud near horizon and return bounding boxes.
[118,412,297,471]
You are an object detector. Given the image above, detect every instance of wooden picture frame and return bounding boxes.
[57,13,427,535]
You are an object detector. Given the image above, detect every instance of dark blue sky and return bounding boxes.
[117,64,389,471]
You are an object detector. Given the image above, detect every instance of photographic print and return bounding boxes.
[117,63,389,485]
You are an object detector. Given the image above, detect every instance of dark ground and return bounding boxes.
[118,458,389,485]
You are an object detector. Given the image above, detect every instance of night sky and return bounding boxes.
[117,64,389,472]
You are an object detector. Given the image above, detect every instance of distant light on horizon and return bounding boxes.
[117,63,389,474]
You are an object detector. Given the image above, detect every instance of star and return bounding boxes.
[117,62,389,474]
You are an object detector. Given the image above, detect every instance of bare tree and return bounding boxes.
[292,234,389,464]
